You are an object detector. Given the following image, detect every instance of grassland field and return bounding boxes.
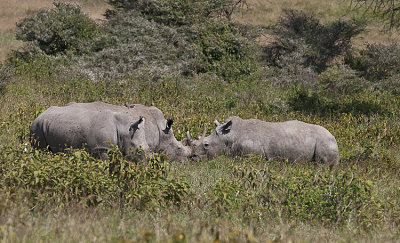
[1,0,400,242]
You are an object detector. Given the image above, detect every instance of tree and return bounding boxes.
[351,0,400,29]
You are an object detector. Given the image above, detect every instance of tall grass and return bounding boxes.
[1,72,399,241]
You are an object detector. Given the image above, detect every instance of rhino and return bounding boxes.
[33,102,191,162]
[30,107,149,160]
[87,112,149,160]
[189,116,339,164]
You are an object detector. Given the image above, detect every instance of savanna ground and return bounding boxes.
[1,0,400,242]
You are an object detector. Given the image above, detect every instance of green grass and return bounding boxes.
[0,31,21,62]
[0,31,16,44]
[1,72,399,241]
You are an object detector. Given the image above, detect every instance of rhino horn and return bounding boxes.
[201,124,206,139]
[186,131,193,146]
[214,120,220,127]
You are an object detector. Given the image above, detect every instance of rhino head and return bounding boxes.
[185,124,209,161]
[188,120,233,161]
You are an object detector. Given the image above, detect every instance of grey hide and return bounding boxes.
[30,107,148,160]
[192,116,339,164]
[64,102,191,162]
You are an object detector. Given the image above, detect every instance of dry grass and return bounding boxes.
[234,0,400,48]
[0,0,108,32]
[234,0,351,26]
[0,0,109,62]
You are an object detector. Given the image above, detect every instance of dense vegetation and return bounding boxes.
[0,0,399,241]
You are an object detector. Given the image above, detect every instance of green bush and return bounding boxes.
[0,145,189,211]
[264,9,364,72]
[0,63,13,94]
[346,43,400,82]
[284,65,382,115]
[287,85,387,116]
[68,12,197,81]
[194,20,257,80]
[15,2,100,56]
[76,6,256,81]
[10,0,257,82]
[108,0,196,26]
[107,0,246,25]
[208,178,244,216]
[318,65,367,96]
[231,160,383,228]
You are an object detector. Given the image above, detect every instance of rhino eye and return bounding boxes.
[203,143,209,149]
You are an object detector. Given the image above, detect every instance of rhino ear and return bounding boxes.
[214,120,220,127]
[167,118,173,128]
[217,120,232,135]
[163,118,174,134]
[129,116,145,132]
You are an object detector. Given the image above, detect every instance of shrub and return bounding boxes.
[264,9,364,72]
[107,0,247,24]
[318,65,368,97]
[194,20,257,80]
[377,73,400,95]
[69,12,197,81]
[346,43,400,82]
[269,38,319,86]
[0,63,13,94]
[11,1,256,82]
[66,11,256,81]
[15,2,100,56]
[208,178,244,216]
[232,161,383,228]
[107,0,195,26]
[0,145,189,211]
[285,65,377,115]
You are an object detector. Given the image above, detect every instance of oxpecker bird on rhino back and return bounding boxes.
[191,116,339,164]
[30,107,149,160]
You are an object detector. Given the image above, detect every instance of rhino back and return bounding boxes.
[31,106,95,152]
[67,102,162,149]
[224,117,337,162]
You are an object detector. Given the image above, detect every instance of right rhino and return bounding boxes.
[191,116,339,164]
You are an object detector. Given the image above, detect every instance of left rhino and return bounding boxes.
[30,105,149,160]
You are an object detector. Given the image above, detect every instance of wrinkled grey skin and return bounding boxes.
[191,116,339,164]
[30,107,148,160]
[64,102,191,162]
[87,112,149,160]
